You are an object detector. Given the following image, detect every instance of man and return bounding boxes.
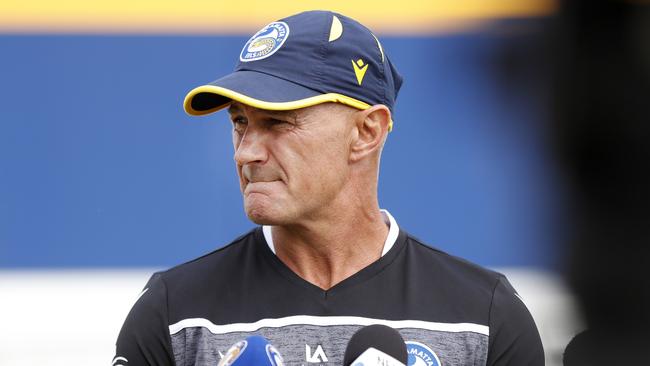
[114,10,544,366]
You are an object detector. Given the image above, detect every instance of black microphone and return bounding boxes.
[343,324,408,366]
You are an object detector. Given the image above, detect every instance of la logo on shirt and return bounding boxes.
[305,344,328,364]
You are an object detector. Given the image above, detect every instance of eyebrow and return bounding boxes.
[264,109,297,120]
[227,103,298,120]
[227,103,243,115]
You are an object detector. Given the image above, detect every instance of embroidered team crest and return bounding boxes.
[240,21,290,62]
[406,341,442,366]
[217,340,247,366]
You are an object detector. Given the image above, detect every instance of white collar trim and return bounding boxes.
[262,209,399,257]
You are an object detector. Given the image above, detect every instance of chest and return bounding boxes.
[169,317,488,366]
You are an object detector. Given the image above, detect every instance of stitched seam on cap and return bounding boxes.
[357,23,387,107]
[312,11,330,91]
[376,36,388,107]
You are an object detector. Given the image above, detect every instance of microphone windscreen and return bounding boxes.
[348,347,406,366]
[343,324,407,366]
[217,335,284,366]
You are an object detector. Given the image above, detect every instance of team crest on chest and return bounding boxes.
[406,341,441,366]
[240,21,290,62]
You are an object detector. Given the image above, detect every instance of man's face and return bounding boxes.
[228,102,355,225]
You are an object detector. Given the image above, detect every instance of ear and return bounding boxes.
[349,104,391,162]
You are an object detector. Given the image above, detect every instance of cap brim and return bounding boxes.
[183,70,371,116]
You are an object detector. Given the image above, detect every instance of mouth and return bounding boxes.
[241,165,282,187]
[243,180,281,196]
[246,178,279,184]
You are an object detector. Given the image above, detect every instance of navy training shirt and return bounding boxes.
[114,227,544,365]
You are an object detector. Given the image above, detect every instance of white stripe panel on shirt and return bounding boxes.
[168,315,489,336]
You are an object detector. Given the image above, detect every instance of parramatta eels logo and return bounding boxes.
[406,341,442,366]
[240,21,290,62]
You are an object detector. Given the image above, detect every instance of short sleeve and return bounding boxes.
[486,276,544,366]
[113,273,175,366]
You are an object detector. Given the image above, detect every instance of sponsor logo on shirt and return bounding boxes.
[305,344,329,363]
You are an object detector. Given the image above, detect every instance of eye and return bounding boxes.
[231,116,248,133]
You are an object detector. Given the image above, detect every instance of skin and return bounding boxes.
[228,101,392,290]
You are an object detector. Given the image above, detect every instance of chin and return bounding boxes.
[242,192,302,225]
[246,211,288,226]
[246,210,272,225]
[244,200,284,225]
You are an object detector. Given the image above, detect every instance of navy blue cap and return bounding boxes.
[184,10,403,129]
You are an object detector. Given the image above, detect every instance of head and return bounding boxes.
[182,10,402,224]
[228,101,391,224]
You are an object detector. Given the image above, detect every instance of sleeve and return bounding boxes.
[486,276,545,366]
[113,273,176,366]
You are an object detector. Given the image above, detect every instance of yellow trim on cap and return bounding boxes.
[183,85,394,131]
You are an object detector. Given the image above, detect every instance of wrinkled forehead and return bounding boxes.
[227,101,356,120]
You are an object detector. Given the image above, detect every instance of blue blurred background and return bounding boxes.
[0,31,559,268]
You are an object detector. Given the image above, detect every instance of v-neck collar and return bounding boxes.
[254,217,408,300]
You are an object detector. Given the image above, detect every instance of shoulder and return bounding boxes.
[395,230,531,324]
[400,230,544,365]
[157,228,261,284]
[115,228,266,363]
[144,227,283,324]
[402,231,504,294]
[149,228,266,314]
[486,274,545,365]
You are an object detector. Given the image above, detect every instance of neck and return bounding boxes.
[270,201,388,290]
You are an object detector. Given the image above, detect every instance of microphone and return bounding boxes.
[217,335,284,366]
[343,324,408,366]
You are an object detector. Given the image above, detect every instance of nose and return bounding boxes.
[234,127,268,166]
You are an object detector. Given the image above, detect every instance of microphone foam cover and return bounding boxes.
[343,324,407,366]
